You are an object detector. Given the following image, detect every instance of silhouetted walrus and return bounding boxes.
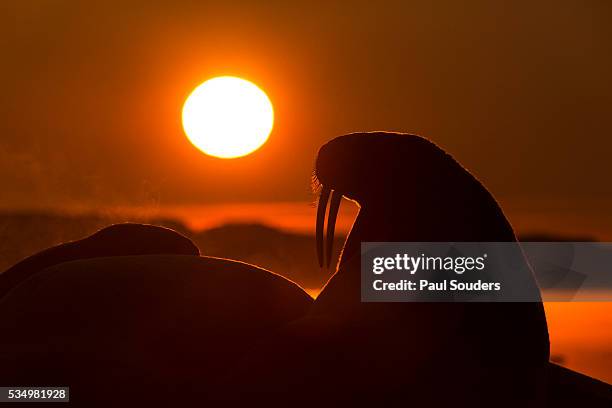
[229,132,550,407]
[0,223,200,299]
[0,228,312,406]
[308,134,609,408]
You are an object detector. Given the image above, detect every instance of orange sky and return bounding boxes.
[1,1,611,239]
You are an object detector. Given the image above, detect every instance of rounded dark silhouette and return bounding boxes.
[0,223,200,299]
[0,226,312,406]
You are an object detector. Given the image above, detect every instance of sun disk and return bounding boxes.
[182,76,274,159]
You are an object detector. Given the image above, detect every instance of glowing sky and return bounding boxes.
[1,1,611,214]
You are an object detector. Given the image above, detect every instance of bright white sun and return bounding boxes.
[182,76,274,159]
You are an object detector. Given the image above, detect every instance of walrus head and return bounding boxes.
[315,132,456,203]
[314,132,515,269]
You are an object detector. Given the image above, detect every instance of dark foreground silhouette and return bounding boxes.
[0,227,312,406]
[229,132,550,406]
[0,223,200,299]
[0,132,610,407]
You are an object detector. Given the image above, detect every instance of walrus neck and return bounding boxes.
[314,208,424,314]
[337,207,436,270]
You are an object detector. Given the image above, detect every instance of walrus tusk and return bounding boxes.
[316,186,331,268]
[326,191,342,269]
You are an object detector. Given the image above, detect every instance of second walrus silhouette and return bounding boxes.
[0,223,201,299]
[0,227,312,406]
